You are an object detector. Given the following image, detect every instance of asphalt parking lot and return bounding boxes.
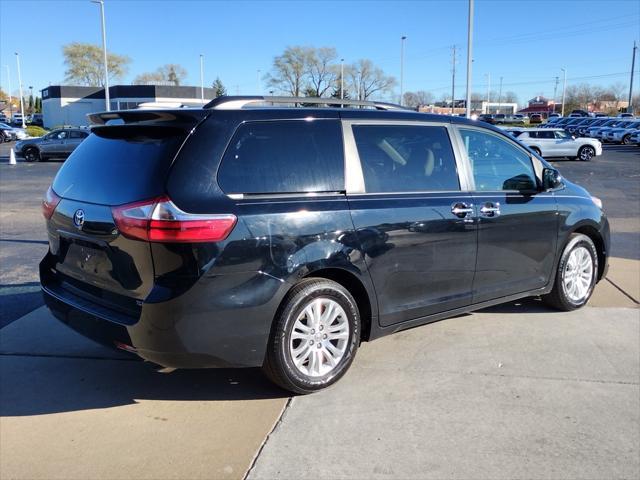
[0,141,638,479]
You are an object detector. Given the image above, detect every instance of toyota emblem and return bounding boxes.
[73,209,85,229]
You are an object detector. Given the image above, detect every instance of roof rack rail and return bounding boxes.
[203,95,411,111]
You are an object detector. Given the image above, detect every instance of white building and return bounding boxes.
[41,85,216,128]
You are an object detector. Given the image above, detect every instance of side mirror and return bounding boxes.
[542,167,564,191]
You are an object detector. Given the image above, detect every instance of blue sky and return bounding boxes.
[1,0,638,105]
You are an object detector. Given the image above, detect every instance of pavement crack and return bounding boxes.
[0,352,139,362]
[605,278,640,304]
[244,396,293,480]
[448,369,639,386]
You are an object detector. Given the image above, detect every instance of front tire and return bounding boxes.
[543,233,598,311]
[263,278,360,394]
[24,147,40,162]
[622,134,631,145]
[578,145,595,161]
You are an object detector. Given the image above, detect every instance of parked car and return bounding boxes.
[603,121,640,144]
[617,113,635,118]
[477,114,496,124]
[30,113,44,126]
[585,118,622,138]
[0,113,8,123]
[512,114,529,124]
[593,112,608,117]
[39,96,609,393]
[570,109,590,117]
[576,118,610,136]
[592,120,635,140]
[12,113,24,126]
[0,122,27,141]
[548,113,561,119]
[628,131,640,145]
[512,128,602,161]
[0,122,17,142]
[566,118,599,135]
[14,128,89,162]
[529,113,543,124]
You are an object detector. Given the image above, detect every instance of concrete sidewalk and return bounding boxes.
[0,308,289,480]
[249,305,640,480]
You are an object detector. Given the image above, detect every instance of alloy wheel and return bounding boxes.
[562,246,594,303]
[579,146,594,161]
[289,297,349,377]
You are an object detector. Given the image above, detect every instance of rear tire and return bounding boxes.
[622,134,631,145]
[24,147,40,162]
[577,145,595,161]
[263,278,360,394]
[543,233,598,311]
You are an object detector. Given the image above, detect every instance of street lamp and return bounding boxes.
[561,68,567,117]
[14,53,26,128]
[340,58,344,100]
[400,36,407,105]
[91,0,110,111]
[257,69,261,95]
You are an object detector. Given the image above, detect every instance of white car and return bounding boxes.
[509,128,602,161]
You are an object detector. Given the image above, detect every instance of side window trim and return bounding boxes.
[342,119,472,194]
[451,124,540,192]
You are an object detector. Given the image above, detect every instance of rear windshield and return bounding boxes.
[52,126,185,205]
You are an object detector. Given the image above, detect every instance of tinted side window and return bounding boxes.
[70,130,87,139]
[459,128,537,192]
[218,120,344,194]
[352,125,460,193]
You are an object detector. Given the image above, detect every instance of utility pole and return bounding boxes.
[91,0,110,111]
[497,76,503,114]
[465,0,474,118]
[257,69,261,94]
[561,68,567,116]
[400,36,407,106]
[485,73,490,111]
[628,41,637,113]
[15,53,26,128]
[451,45,456,115]
[553,76,559,109]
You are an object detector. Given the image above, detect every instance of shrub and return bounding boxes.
[25,125,48,137]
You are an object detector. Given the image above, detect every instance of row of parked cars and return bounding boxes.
[539,116,640,145]
[0,112,44,126]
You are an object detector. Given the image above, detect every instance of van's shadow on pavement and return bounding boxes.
[0,297,552,417]
[0,358,289,417]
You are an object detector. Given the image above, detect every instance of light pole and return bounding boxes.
[14,53,26,128]
[257,69,261,94]
[627,41,636,113]
[3,65,12,117]
[465,0,474,118]
[340,58,344,100]
[200,54,204,103]
[561,68,567,116]
[29,86,33,114]
[400,36,407,105]
[485,73,490,113]
[497,76,503,114]
[91,0,110,111]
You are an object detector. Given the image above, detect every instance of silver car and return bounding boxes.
[15,128,90,162]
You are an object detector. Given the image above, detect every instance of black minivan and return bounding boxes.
[40,96,609,393]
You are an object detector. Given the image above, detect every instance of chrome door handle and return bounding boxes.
[451,202,474,218]
[480,202,501,217]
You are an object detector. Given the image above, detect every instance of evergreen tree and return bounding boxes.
[212,77,227,98]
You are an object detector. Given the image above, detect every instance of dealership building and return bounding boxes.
[41,84,216,128]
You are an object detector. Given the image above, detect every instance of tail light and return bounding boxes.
[42,186,61,219]
[111,196,237,243]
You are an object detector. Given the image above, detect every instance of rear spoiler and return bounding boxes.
[87,109,209,129]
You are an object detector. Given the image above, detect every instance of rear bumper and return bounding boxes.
[40,257,288,369]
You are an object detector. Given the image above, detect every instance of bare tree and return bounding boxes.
[265,46,312,97]
[403,90,434,108]
[502,91,518,104]
[307,47,338,97]
[348,59,396,100]
[134,64,187,86]
[63,42,130,86]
